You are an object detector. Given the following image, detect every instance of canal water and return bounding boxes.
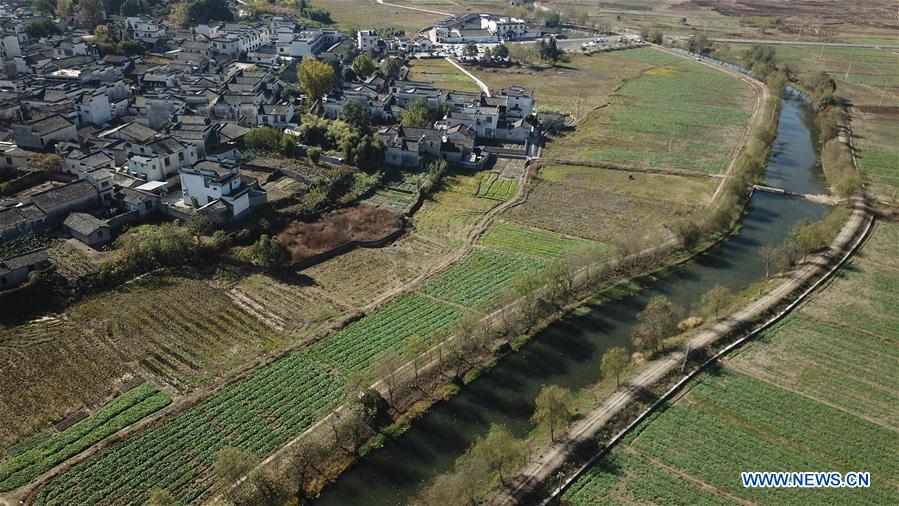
[314,93,828,506]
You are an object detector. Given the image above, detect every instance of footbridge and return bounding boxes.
[753,185,843,205]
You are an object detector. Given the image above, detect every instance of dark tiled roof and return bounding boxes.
[0,204,45,228]
[0,249,49,274]
[30,180,97,211]
[64,212,107,235]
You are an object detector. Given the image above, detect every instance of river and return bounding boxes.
[314,92,828,506]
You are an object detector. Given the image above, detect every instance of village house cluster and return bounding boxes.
[0,1,538,290]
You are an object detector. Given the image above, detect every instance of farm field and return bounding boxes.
[566,369,899,505]
[314,0,448,34]
[308,293,467,374]
[420,247,544,309]
[229,274,346,332]
[407,58,481,93]
[35,351,346,506]
[479,220,598,260]
[565,222,899,505]
[0,275,283,453]
[505,164,713,244]
[34,292,468,504]
[730,222,899,430]
[546,48,754,174]
[467,49,659,116]
[0,383,170,491]
[718,42,899,196]
[411,173,501,248]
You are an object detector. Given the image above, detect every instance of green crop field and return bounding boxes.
[566,223,899,505]
[469,49,660,116]
[35,352,345,506]
[420,248,544,309]
[474,172,519,200]
[408,58,481,93]
[731,222,899,429]
[34,292,469,504]
[480,220,600,260]
[412,174,500,248]
[0,384,170,491]
[564,448,732,505]
[547,48,754,174]
[314,0,448,35]
[308,293,467,374]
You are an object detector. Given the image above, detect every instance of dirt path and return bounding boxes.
[445,57,491,95]
[488,198,873,505]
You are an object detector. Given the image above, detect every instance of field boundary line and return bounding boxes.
[445,57,491,96]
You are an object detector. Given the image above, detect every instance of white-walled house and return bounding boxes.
[357,30,380,52]
[127,137,197,181]
[180,161,266,221]
[77,88,112,126]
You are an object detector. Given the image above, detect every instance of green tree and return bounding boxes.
[147,487,175,506]
[379,56,401,79]
[532,385,571,441]
[253,234,292,271]
[469,424,526,485]
[463,42,478,58]
[494,43,510,59]
[297,57,335,101]
[56,0,74,20]
[119,0,144,16]
[601,346,630,387]
[168,2,189,27]
[341,98,369,130]
[186,0,234,23]
[26,19,61,38]
[673,220,701,250]
[32,0,55,16]
[649,29,664,44]
[351,54,376,80]
[401,98,442,127]
[243,126,290,153]
[632,296,677,353]
[186,214,214,243]
[213,447,255,498]
[76,0,107,30]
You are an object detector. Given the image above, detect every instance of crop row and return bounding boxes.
[627,371,899,504]
[420,248,544,309]
[0,383,171,492]
[36,352,344,505]
[34,289,469,503]
[307,293,467,374]
[563,449,730,506]
[480,220,595,260]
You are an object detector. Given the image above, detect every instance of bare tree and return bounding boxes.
[758,244,786,279]
[284,434,328,501]
[701,284,734,320]
[632,296,678,353]
[601,347,630,387]
[374,349,403,407]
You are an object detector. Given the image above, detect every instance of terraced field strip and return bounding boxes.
[230,274,346,333]
[480,220,602,260]
[307,293,468,374]
[419,248,545,309]
[476,172,519,201]
[0,384,171,492]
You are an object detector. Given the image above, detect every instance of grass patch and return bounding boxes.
[407,58,480,93]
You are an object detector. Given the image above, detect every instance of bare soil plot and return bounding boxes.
[277,206,402,261]
[230,274,347,332]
